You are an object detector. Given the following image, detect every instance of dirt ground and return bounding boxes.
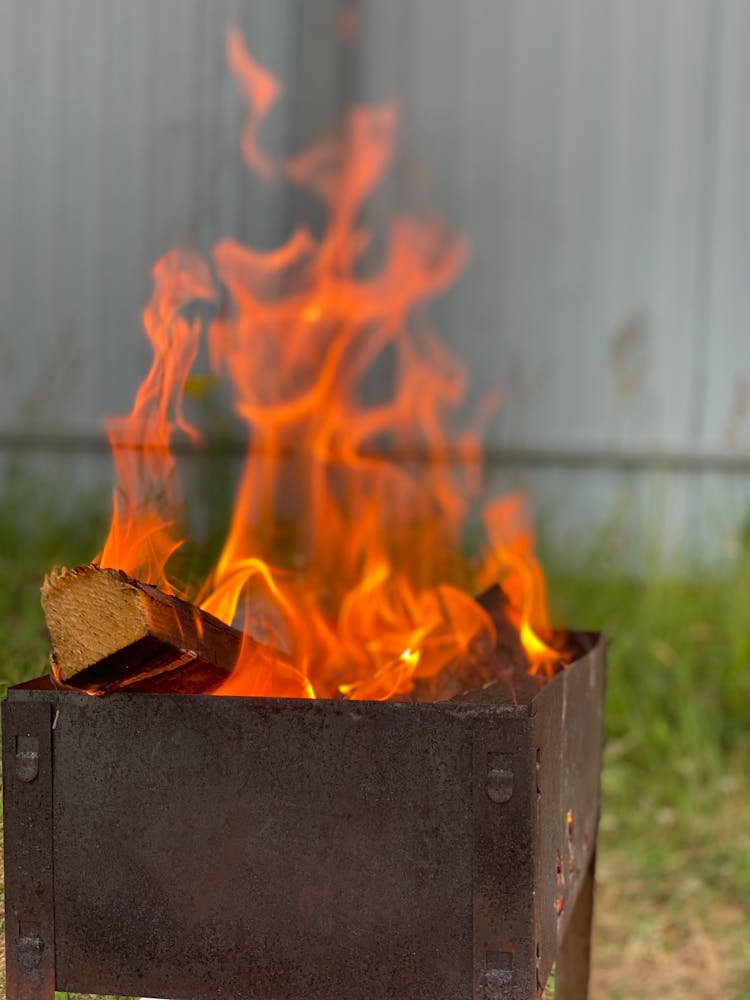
[592,908,748,998]
[590,849,750,999]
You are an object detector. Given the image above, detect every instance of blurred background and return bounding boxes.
[0,1,749,997]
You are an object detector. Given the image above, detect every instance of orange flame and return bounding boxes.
[98,250,215,592]
[96,29,562,698]
[478,493,560,675]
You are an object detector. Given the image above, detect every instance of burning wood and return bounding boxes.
[36,30,564,702]
[41,564,246,693]
[41,565,557,700]
[412,584,533,702]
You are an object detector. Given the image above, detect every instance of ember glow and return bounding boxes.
[96,28,561,699]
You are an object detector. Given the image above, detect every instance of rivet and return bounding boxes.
[16,936,43,970]
[480,950,513,999]
[15,736,39,783]
[486,753,513,804]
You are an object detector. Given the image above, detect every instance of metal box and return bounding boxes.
[3,633,605,1000]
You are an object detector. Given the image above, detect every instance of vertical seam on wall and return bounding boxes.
[689,1,724,443]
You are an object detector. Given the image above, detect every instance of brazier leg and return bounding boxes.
[2,701,56,1000]
[554,851,596,1000]
[5,951,55,1000]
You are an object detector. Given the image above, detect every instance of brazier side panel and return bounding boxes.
[532,636,606,990]
[50,693,477,1000]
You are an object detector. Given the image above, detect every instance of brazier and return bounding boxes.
[3,631,604,1000]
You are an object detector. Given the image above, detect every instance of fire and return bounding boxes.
[96,28,562,699]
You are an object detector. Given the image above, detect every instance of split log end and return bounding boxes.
[41,564,243,688]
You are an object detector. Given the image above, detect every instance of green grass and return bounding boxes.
[553,566,750,769]
[0,468,108,694]
[55,995,134,1000]
[547,543,750,996]
[549,556,750,902]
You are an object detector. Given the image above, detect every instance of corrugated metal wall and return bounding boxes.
[2,0,749,560]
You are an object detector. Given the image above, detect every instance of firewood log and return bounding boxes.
[410,584,533,702]
[41,564,245,692]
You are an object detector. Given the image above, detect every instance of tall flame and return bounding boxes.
[96,28,561,699]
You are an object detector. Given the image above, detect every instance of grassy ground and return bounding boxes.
[550,563,750,998]
[0,473,749,998]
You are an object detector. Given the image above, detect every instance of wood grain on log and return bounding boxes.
[41,564,244,690]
